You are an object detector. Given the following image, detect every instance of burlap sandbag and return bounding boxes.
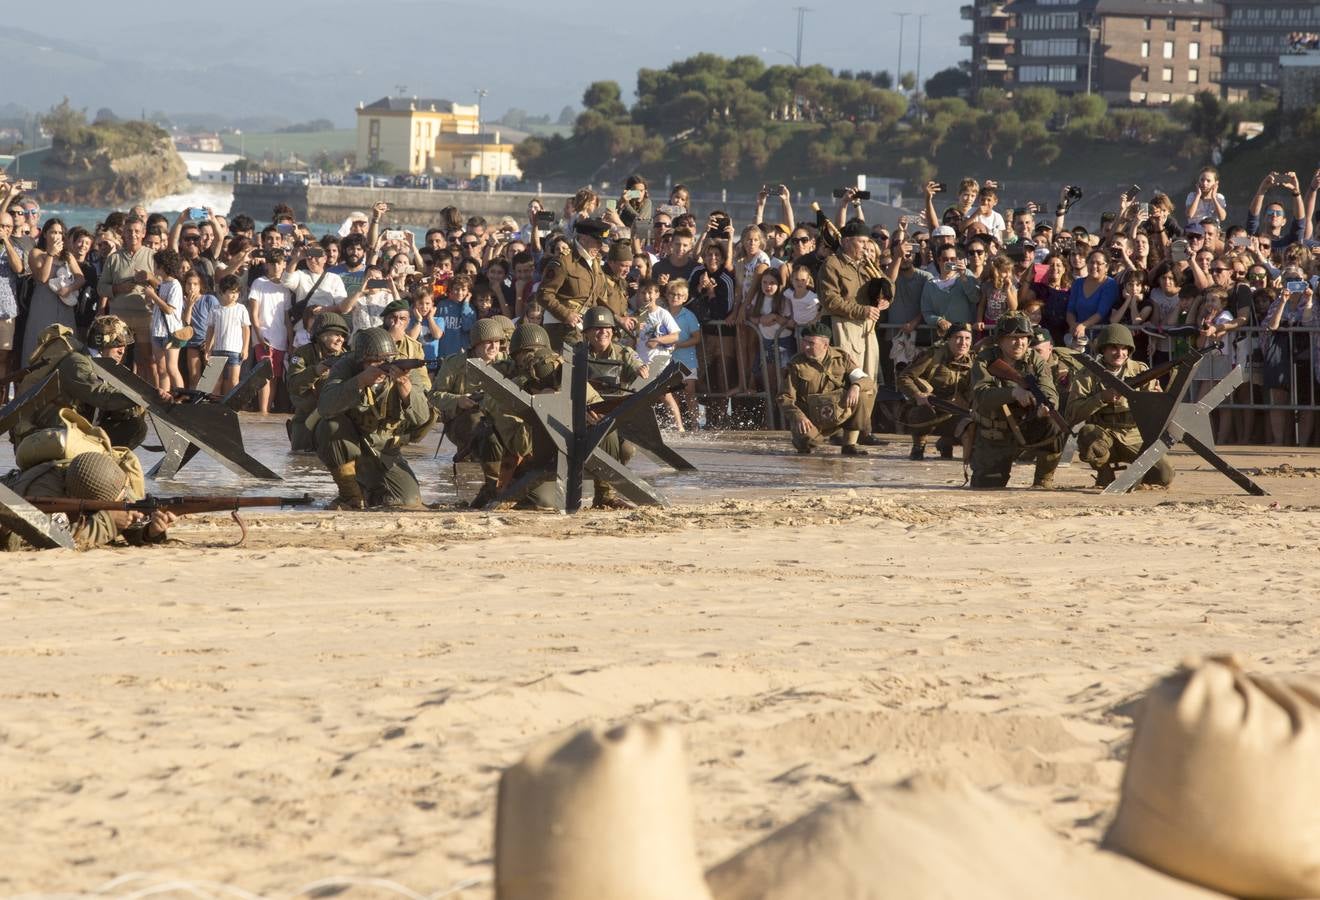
[495,721,712,900]
[707,771,1225,900]
[1105,655,1320,898]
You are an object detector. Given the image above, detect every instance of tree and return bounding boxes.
[1187,90,1229,145]
[557,105,576,125]
[93,107,120,125]
[899,72,916,92]
[1013,87,1059,124]
[41,98,88,143]
[871,71,894,89]
[925,67,970,100]
[583,81,628,119]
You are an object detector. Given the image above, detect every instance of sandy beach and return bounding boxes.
[3,441,1319,897]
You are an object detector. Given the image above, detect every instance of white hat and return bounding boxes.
[337,211,370,238]
[495,721,712,900]
[932,225,957,238]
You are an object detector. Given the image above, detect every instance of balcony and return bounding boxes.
[1217,44,1284,58]
[982,31,1010,44]
[982,58,1009,71]
[961,4,974,19]
[960,33,974,46]
[1216,70,1279,85]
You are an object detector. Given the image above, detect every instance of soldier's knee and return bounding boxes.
[1077,426,1112,467]
[1147,458,1176,487]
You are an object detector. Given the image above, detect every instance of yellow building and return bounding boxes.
[355,96,522,180]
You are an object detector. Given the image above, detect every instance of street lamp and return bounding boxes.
[1086,25,1101,95]
[474,88,488,190]
[895,12,911,92]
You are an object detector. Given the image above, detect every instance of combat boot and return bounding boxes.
[328,462,366,510]
[935,435,955,459]
[470,478,499,509]
[909,439,926,461]
[1095,464,1116,488]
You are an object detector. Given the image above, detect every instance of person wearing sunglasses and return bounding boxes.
[1246,171,1304,252]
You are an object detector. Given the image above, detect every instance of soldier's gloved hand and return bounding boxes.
[845,384,860,409]
[916,394,932,407]
[456,395,478,411]
[147,510,177,539]
[357,365,388,388]
[1012,387,1034,408]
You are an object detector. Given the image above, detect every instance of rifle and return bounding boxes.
[25,493,314,547]
[1126,340,1222,389]
[987,357,1070,433]
[876,385,969,420]
[379,358,429,372]
[0,362,42,389]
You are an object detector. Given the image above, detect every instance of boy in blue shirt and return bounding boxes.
[666,279,702,430]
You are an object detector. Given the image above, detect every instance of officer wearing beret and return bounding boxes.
[537,217,610,351]
[968,313,1062,488]
[1031,326,1083,410]
[285,311,350,452]
[601,240,639,336]
[777,320,877,456]
[1066,323,1174,488]
[897,321,973,460]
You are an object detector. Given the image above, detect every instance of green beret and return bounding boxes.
[800,320,832,340]
[382,299,410,318]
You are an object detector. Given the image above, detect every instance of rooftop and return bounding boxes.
[359,97,457,114]
[1095,0,1222,17]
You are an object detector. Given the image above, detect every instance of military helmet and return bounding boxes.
[65,452,128,501]
[312,311,350,339]
[352,326,398,361]
[995,313,1033,338]
[1093,323,1135,350]
[582,306,616,331]
[510,322,551,354]
[87,315,134,349]
[469,318,505,347]
[490,314,516,340]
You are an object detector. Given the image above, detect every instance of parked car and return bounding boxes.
[345,173,373,187]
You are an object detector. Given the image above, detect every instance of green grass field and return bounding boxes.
[219,129,356,162]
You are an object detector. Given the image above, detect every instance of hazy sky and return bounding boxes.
[13,0,965,125]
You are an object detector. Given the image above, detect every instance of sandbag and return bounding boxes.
[495,721,711,900]
[707,771,1225,900]
[1105,655,1320,898]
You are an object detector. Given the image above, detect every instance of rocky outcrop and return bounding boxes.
[38,121,189,207]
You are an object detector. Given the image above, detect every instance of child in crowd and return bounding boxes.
[970,184,1006,241]
[247,250,293,414]
[782,264,820,337]
[181,268,217,389]
[638,280,681,367]
[202,274,251,395]
[520,301,544,326]
[750,267,795,398]
[145,248,187,392]
[434,272,475,357]
[408,288,445,373]
[471,282,498,320]
[665,279,702,430]
[977,253,1017,332]
[1186,166,1228,224]
[1110,272,1153,328]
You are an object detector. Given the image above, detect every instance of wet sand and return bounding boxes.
[3,420,1319,896]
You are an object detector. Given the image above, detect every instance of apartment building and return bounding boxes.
[1096,0,1222,104]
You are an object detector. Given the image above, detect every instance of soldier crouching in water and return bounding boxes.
[968,313,1062,489]
[430,318,505,508]
[1067,323,1174,488]
[897,321,973,460]
[479,322,630,510]
[777,321,877,456]
[315,327,433,510]
[285,311,349,452]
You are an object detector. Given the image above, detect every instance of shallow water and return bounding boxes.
[0,415,955,509]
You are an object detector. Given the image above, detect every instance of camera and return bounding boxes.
[765,185,785,197]
[1287,280,1307,293]
[1063,185,1083,201]
[384,229,405,242]
[534,211,555,226]
[832,188,872,200]
[275,222,296,236]
[1110,247,1124,261]
[624,189,643,201]
[188,207,208,221]
[932,183,947,194]
[627,266,641,282]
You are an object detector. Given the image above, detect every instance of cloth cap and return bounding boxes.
[841,219,869,238]
[65,452,128,501]
[932,225,957,238]
[381,299,410,319]
[607,240,633,262]
[1030,326,1053,347]
[800,321,832,340]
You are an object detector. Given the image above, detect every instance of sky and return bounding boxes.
[9,0,966,127]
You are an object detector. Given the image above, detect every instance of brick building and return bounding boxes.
[1096,0,1222,105]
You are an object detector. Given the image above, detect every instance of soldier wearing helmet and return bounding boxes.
[897,321,973,460]
[488,315,515,357]
[11,317,170,451]
[314,326,432,509]
[1066,323,1174,488]
[430,318,507,506]
[967,312,1062,489]
[284,311,350,452]
[584,306,647,392]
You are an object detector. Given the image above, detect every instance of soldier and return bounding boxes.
[315,327,432,510]
[537,217,610,351]
[383,297,430,382]
[284,311,349,452]
[968,314,1062,489]
[12,316,167,450]
[1031,326,1083,412]
[1066,323,1174,488]
[584,306,647,392]
[816,219,891,446]
[2,451,173,550]
[600,240,639,337]
[431,317,505,506]
[777,321,877,456]
[897,321,973,460]
[489,314,516,357]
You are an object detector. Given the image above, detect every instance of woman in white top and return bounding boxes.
[20,218,83,361]
[732,224,771,394]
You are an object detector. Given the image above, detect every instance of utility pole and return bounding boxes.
[474,88,489,188]
[794,6,812,66]
[895,12,911,91]
[915,14,928,99]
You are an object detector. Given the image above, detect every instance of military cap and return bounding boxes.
[470,318,506,347]
[1093,323,1135,350]
[87,315,134,349]
[490,314,516,339]
[510,322,551,354]
[800,320,832,340]
[573,217,611,242]
[1030,326,1053,347]
[607,240,633,263]
[840,219,869,238]
[66,452,128,501]
[996,313,1033,337]
[312,311,350,338]
[352,327,398,360]
[945,322,974,339]
[582,307,616,330]
[381,299,410,319]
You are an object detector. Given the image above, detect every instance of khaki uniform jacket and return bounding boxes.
[898,346,973,404]
[1066,357,1156,442]
[587,342,646,391]
[970,347,1058,432]
[601,274,631,324]
[481,351,604,458]
[536,243,606,325]
[318,355,433,454]
[2,456,154,551]
[429,351,486,453]
[18,350,143,442]
[285,343,342,419]
[396,333,431,390]
[778,346,871,429]
[817,252,888,379]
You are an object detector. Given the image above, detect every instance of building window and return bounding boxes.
[1191,18,1202,32]
[1019,38,1082,56]
[1188,67,1199,83]
[1166,17,1175,30]
[1144,16,1152,29]
[1135,91,1148,102]
[1189,41,1199,60]
[1141,40,1150,58]
[1162,66,1174,82]
[1161,93,1172,103]
[1163,40,1174,59]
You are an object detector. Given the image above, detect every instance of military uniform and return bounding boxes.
[897,343,972,458]
[537,236,608,351]
[1067,327,1174,487]
[285,313,349,453]
[315,329,433,508]
[816,251,887,385]
[14,322,147,450]
[968,344,1062,488]
[777,345,877,453]
[1,451,158,551]
[587,341,647,393]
